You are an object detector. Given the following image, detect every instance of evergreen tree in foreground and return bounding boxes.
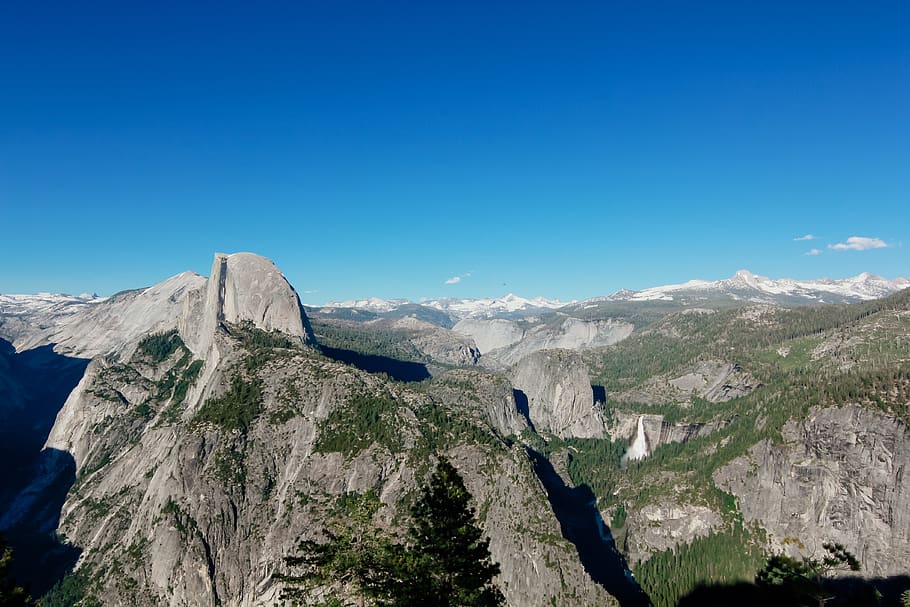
[280,459,504,606]
[755,542,861,607]
[402,459,504,607]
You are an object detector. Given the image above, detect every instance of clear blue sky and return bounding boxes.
[1,1,908,304]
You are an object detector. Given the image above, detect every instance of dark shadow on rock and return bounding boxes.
[678,575,910,607]
[592,385,606,405]
[512,389,535,431]
[0,339,89,510]
[527,448,651,607]
[1,448,81,596]
[0,340,88,596]
[320,345,431,383]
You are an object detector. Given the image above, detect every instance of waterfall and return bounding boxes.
[622,415,648,463]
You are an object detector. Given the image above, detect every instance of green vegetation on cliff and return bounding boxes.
[136,329,184,363]
[635,523,766,607]
[280,459,504,607]
[192,376,264,432]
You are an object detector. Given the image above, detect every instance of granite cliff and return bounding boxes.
[1,253,618,607]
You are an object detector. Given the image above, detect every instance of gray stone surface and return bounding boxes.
[30,333,614,607]
[715,405,910,576]
[617,360,760,405]
[453,318,525,354]
[378,316,480,366]
[181,252,315,357]
[3,253,616,607]
[509,349,606,438]
[624,503,722,565]
[609,410,729,461]
[1,272,205,358]
[455,316,634,369]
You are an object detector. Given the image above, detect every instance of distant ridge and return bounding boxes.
[320,270,910,320]
[5,270,909,325]
[603,269,910,304]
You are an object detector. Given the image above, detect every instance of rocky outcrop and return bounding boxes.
[2,254,618,607]
[669,361,759,403]
[509,350,606,438]
[453,318,525,354]
[455,316,634,369]
[624,503,722,565]
[426,368,528,436]
[714,405,910,576]
[18,330,615,607]
[376,317,480,366]
[617,360,760,405]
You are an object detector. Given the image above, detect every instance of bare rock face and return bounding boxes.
[624,502,722,565]
[379,317,480,366]
[426,368,528,436]
[1,272,205,358]
[509,350,606,438]
[455,317,634,369]
[180,252,316,357]
[669,361,760,403]
[2,252,618,607]
[617,360,760,406]
[714,405,910,576]
[453,318,525,354]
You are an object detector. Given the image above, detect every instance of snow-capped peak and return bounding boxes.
[608,270,909,304]
[0,292,105,316]
[320,293,567,320]
[315,270,908,319]
[321,297,408,313]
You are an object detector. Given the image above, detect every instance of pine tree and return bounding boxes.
[755,542,860,607]
[279,460,504,607]
[279,490,394,606]
[400,459,504,607]
[0,538,34,607]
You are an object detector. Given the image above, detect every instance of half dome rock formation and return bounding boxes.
[509,349,606,438]
[180,252,316,356]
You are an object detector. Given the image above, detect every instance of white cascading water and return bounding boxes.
[622,415,649,463]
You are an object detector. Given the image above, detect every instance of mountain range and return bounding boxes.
[321,269,910,321]
[1,253,909,607]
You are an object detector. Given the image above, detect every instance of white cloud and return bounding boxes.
[828,236,888,251]
[444,270,474,285]
[794,234,816,241]
[805,248,822,256]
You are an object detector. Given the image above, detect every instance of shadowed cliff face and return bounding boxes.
[0,339,88,508]
[676,576,910,607]
[0,340,87,595]
[527,449,651,607]
[0,448,80,596]
[319,345,431,382]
